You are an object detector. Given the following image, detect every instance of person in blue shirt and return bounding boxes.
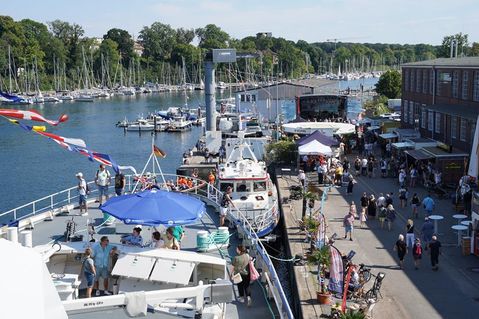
[422,193,435,216]
[92,236,114,296]
[121,226,143,246]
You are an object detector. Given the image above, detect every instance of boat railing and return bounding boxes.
[0,173,293,319]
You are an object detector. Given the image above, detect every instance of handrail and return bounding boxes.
[0,172,294,318]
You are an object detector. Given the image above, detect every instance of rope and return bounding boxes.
[256,280,277,318]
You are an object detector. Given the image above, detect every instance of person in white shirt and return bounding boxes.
[361,158,368,176]
[377,193,386,208]
[95,164,111,205]
[434,170,442,186]
[398,169,406,187]
[76,172,88,215]
[298,170,306,187]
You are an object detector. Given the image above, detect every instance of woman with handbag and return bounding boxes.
[231,245,252,306]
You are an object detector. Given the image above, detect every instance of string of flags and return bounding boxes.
[0,108,137,174]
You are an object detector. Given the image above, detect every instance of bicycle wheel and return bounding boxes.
[365,289,377,300]
[361,269,371,283]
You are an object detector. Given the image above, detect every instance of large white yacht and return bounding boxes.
[216,135,279,237]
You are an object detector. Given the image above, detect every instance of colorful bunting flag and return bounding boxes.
[0,109,68,126]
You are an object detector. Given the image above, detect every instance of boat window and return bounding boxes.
[219,183,234,192]
[254,181,266,191]
[236,182,251,192]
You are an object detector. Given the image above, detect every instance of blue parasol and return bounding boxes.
[100,189,205,226]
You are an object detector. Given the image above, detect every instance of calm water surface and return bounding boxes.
[0,92,208,213]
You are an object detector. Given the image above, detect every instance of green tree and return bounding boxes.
[48,19,84,70]
[440,32,469,57]
[470,42,479,57]
[195,24,230,49]
[175,28,195,45]
[139,22,177,61]
[375,70,401,98]
[103,28,135,67]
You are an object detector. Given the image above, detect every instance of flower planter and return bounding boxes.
[316,291,331,304]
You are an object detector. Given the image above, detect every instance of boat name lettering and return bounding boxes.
[83,301,104,307]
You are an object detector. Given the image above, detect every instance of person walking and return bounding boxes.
[95,164,111,206]
[361,157,368,176]
[350,202,357,219]
[399,186,408,208]
[405,219,415,248]
[386,204,396,231]
[367,194,377,220]
[360,206,367,228]
[220,186,234,227]
[412,238,423,269]
[347,175,354,195]
[343,211,355,241]
[354,157,361,176]
[411,193,420,219]
[394,234,407,269]
[378,205,387,229]
[81,247,96,298]
[360,192,369,219]
[422,193,435,216]
[410,166,418,187]
[428,235,442,271]
[76,172,88,216]
[420,217,434,250]
[231,245,252,306]
[298,169,306,188]
[92,236,114,296]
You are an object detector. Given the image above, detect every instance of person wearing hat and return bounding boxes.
[76,172,88,215]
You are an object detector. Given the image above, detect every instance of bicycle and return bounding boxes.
[364,272,386,300]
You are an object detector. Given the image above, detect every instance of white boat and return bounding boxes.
[167,116,192,132]
[58,93,74,101]
[32,92,45,104]
[75,94,94,102]
[217,134,279,237]
[44,95,61,103]
[126,119,155,132]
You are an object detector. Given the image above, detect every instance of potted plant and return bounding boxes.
[308,245,331,304]
[340,310,366,319]
[303,191,319,218]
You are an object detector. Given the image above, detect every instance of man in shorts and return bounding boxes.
[92,236,114,296]
[95,164,111,206]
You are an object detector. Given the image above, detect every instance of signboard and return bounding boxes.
[212,49,237,63]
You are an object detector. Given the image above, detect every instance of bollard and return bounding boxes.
[7,227,18,243]
[20,230,33,247]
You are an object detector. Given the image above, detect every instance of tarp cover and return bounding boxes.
[298,140,333,156]
[296,130,338,147]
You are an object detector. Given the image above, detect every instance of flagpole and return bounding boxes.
[151,135,155,177]
[153,154,168,191]
[133,152,153,192]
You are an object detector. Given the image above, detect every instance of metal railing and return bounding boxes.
[0,173,294,319]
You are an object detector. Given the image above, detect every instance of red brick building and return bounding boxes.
[401,57,479,154]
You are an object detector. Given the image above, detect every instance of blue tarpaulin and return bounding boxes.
[100,189,205,226]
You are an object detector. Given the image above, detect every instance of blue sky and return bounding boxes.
[2,0,478,45]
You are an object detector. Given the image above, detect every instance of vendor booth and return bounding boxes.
[421,147,468,185]
[298,140,333,157]
[296,130,338,147]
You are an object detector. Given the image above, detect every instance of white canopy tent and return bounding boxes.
[298,140,333,156]
[0,239,68,319]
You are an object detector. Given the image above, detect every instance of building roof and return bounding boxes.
[425,104,479,121]
[402,57,479,68]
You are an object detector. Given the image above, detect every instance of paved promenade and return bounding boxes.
[278,166,479,319]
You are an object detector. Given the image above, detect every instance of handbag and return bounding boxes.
[249,261,260,282]
[232,273,243,284]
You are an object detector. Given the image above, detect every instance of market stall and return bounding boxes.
[421,147,468,185]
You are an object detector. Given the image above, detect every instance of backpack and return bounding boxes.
[86,183,91,195]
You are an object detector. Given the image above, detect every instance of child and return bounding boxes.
[350,202,357,219]
[360,207,367,228]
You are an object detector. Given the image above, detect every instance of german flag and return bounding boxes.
[153,145,166,158]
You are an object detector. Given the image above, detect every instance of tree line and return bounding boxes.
[0,15,478,91]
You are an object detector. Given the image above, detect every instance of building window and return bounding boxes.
[429,70,434,95]
[409,101,414,124]
[460,119,467,141]
[435,113,441,133]
[422,70,428,94]
[404,69,409,92]
[416,70,421,92]
[462,71,469,100]
[421,108,426,129]
[451,117,457,139]
[410,70,415,93]
[474,71,479,102]
[428,111,433,131]
[452,70,459,98]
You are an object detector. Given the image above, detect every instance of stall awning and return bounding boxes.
[404,149,434,161]
[298,140,333,156]
[392,142,414,149]
[379,133,398,140]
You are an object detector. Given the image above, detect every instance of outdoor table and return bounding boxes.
[461,220,473,236]
[429,215,444,235]
[452,214,467,224]
[451,225,468,247]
